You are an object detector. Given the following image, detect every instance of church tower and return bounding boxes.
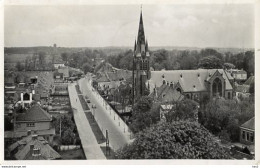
[132,8,151,102]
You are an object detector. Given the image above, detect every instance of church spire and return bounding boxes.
[137,7,145,52]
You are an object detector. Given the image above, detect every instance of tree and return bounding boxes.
[16,61,24,71]
[223,63,235,70]
[165,99,198,123]
[117,121,229,159]
[38,51,46,68]
[200,48,223,61]
[201,99,254,142]
[130,96,154,133]
[52,114,77,145]
[198,56,223,69]
[61,52,69,64]
[62,128,75,145]
[82,62,92,74]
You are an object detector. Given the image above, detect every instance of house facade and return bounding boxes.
[240,117,254,145]
[15,105,55,143]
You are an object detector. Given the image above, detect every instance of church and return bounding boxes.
[132,9,234,103]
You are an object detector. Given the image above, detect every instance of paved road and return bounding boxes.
[78,77,131,151]
[68,83,106,160]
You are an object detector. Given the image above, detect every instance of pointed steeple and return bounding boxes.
[145,39,148,51]
[136,7,146,54]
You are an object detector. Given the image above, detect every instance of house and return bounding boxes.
[53,57,65,69]
[227,69,247,82]
[58,67,69,80]
[147,69,234,102]
[7,133,61,160]
[240,117,254,145]
[14,105,55,143]
[149,81,184,103]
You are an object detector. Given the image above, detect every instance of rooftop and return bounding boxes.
[16,104,52,122]
[240,117,254,130]
[148,69,233,93]
[9,134,61,160]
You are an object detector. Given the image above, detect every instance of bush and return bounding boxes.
[117,121,229,159]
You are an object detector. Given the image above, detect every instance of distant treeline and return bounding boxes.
[106,48,254,76]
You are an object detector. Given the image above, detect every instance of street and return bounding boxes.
[78,76,131,151]
[68,83,106,159]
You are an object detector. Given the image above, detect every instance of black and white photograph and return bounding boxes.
[1,0,259,164]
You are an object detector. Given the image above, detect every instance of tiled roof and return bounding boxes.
[16,105,52,122]
[235,84,250,93]
[148,69,233,93]
[241,117,254,130]
[10,135,61,160]
[149,83,184,102]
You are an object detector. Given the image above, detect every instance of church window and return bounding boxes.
[213,78,222,97]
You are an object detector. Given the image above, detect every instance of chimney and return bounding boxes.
[170,82,174,88]
[21,93,24,101]
[162,79,166,85]
[30,144,34,152]
[27,130,31,136]
[30,93,33,102]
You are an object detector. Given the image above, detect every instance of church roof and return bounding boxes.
[148,69,233,93]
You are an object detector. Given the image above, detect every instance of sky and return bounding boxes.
[4,4,254,48]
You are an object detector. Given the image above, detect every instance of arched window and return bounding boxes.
[213,78,222,97]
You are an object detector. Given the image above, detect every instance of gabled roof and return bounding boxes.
[16,105,52,122]
[244,76,254,85]
[10,134,61,160]
[148,69,233,93]
[149,83,184,102]
[240,117,254,130]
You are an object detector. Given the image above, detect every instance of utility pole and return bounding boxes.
[60,115,62,137]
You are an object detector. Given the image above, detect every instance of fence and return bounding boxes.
[59,145,81,151]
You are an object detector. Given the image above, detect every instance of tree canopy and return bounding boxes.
[201,98,254,142]
[117,121,229,159]
[198,56,223,69]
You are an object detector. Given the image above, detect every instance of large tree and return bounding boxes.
[130,96,156,133]
[201,99,254,142]
[117,121,229,159]
[198,56,223,69]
